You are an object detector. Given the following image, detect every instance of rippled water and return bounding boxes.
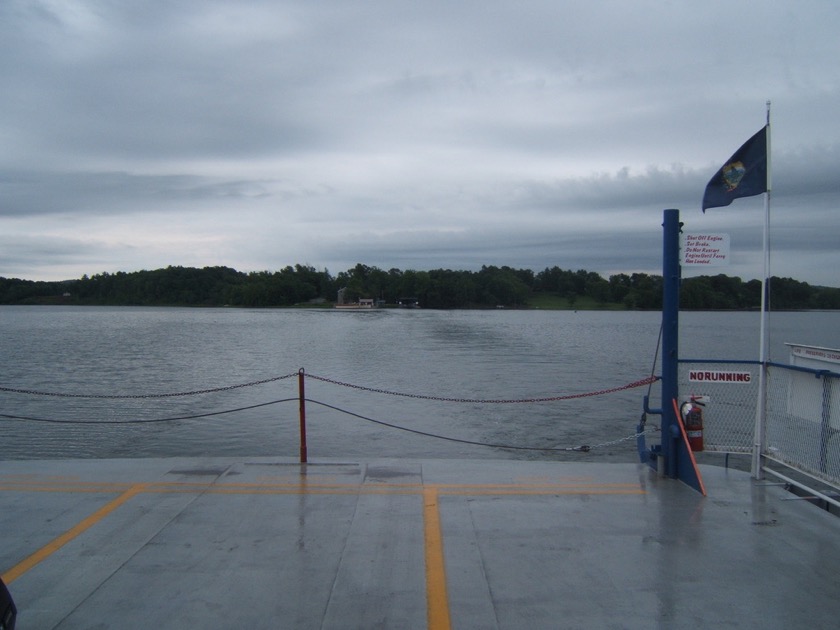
[1,306,837,461]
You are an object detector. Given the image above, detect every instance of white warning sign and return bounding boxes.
[682,233,730,266]
[688,370,751,383]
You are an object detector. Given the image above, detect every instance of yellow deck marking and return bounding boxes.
[0,472,645,627]
[0,478,643,496]
[2,483,147,584]
[423,487,452,630]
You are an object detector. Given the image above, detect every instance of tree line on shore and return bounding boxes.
[1,264,838,310]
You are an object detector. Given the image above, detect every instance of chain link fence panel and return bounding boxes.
[765,364,840,485]
[680,359,840,488]
[678,360,759,454]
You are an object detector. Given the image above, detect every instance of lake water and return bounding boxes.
[1,306,837,461]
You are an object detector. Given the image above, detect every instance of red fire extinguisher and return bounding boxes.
[680,397,705,452]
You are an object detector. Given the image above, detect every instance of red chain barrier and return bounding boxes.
[304,373,659,404]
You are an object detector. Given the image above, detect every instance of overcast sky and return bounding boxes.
[2,1,838,286]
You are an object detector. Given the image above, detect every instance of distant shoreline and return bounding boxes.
[1,298,833,313]
[3,265,838,310]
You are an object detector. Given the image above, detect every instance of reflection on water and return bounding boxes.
[1,306,837,460]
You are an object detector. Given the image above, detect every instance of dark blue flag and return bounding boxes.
[702,126,768,212]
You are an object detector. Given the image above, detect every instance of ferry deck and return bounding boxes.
[2,455,839,629]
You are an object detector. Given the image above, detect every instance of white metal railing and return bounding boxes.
[680,359,840,490]
[765,362,840,484]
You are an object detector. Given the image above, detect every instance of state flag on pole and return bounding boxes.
[702,126,768,212]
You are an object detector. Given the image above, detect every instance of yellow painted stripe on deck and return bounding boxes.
[1,483,147,584]
[0,480,644,496]
[423,487,452,630]
[1,476,645,598]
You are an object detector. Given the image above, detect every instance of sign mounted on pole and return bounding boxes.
[681,233,730,266]
[688,370,752,384]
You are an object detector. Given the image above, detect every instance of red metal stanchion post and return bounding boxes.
[298,368,307,463]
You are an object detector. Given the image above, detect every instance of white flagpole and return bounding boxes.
[752,101,772,479]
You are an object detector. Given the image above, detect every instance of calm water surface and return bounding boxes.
[1,306,837,461]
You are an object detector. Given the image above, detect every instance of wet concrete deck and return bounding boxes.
[1,457,839,629]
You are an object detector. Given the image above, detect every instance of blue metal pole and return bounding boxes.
[661,209,681,478]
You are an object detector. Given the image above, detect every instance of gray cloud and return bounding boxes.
[1,0,839,286]
[0,171,275,217]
